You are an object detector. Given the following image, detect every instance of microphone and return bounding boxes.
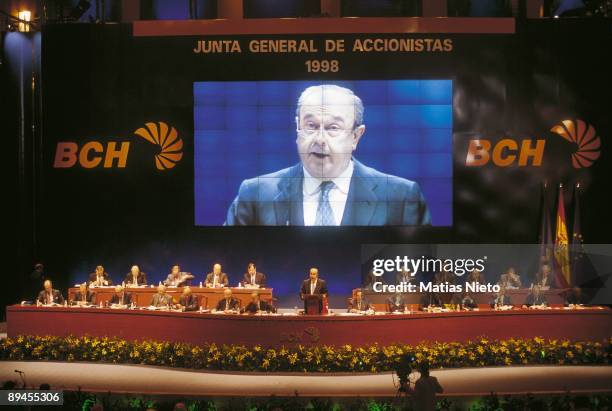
[14,370,24,374]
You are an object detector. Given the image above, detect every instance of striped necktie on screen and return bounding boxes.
[315,181,336,226]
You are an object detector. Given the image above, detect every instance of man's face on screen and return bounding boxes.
[296,88,364,179]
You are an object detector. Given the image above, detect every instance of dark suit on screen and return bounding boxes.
[225,159,431,226]
[109,292,132,306]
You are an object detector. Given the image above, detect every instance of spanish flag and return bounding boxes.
[554,184,571,288]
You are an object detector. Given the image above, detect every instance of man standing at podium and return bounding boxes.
[300,267,328,312]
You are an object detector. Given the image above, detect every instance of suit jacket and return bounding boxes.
[498,273,522,288]
[205,272,229,287]
[537,274,552,288]
[178,294,199,311]
[420,292,442,308]
[490,294,511,307]
[387,295,406,312]
[124,272,147,286]
[150,293,173,307]
[225,159,431,226]
[300,279,328,299]
[74,290,96,304]
[243,300,274,313]
[348,297,371,312]
[37,289,65,305]
[215,297,240,311]
[164,272,194,287]
[525,293,548,306]
[242,272,266,287]
[88,272,113,286]
[109,292,132,306]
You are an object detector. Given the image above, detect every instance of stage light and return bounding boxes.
[18,10,31,32]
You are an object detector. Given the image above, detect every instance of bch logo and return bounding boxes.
[465,139,545,167]
[53,121,183,170]
[466,119,601,168]
[134,122,183,170]
[550,119,601,169]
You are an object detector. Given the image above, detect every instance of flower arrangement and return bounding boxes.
[0,336,609,373]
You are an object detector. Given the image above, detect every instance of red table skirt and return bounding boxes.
[6,305,611,347]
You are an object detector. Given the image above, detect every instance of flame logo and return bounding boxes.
[550,119,601,169]
[134,122,183,170]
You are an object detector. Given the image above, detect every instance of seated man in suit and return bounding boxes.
[164,264,195,287]
[451,291,477,309]
[420,291,442,310]
[498,267,522,289]
[523,285,548,308]
[564,286,584,307]
[241,263,267,288]
[348,289,371,312]
[37,280,65,305]
[466,269,485,285]
[176,286,199,311]
[215,288,240,312]
[150,285,173,307]
[299,267,328,312]
[88,265,112,287]
[490,286,512,308]
[73,283,95,306]
[225,84,431,227]
[242,291,274,314]
[205,263,229,288]
[387,292,406,312]
[124,265,147,286]
[109,285,132,307]
[534,263,553,289]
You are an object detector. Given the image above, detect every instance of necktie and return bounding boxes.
[311,281,316,295]
[251,275,255,285]
[315,181,336,226]
[213,275,218,287]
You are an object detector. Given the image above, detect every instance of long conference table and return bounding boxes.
[6,305,611,347]
[67,286,273,309]
[358,288,569,311]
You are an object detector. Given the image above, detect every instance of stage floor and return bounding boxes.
[1,361,610,397]
[6,305,612,347]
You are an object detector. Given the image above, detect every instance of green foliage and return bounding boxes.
[1,336,609,373]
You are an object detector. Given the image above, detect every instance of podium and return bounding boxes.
[304,294,322,315]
